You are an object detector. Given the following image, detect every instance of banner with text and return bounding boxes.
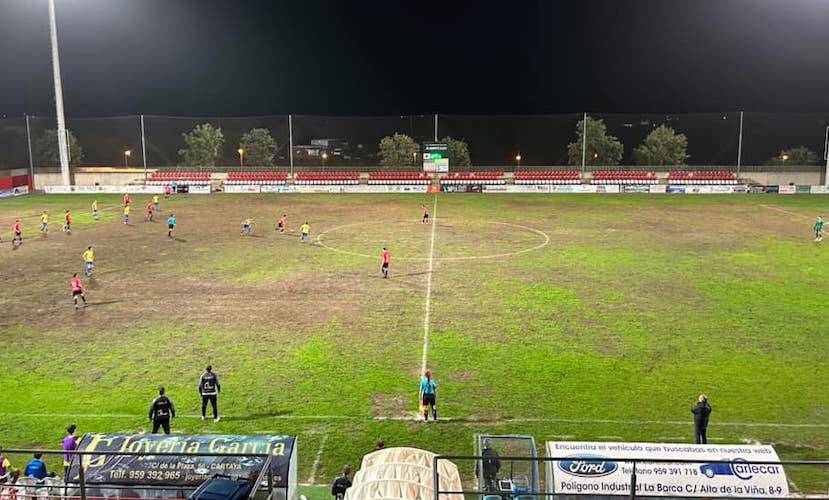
[546,441,788,498]
[44,185,165,194]
[0,185,29,198]
[68,433,296,488]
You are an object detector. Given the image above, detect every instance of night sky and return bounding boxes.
[2,0,829,118]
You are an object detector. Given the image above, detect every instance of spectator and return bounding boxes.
[0,449,11,480]
[480,439,501,493]
[62,425,79,478]
[375,439,385,451]
[330,464,352,500]
[691,394,712,444]
[198,365,221,422]
[149,387,176,434]
[24,454,52,480]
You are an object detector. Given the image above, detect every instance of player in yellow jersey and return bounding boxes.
[123,205,131,225]
[241,218,255,236]
[40,211,49,235]
[92,200,99,220]
[82,246,95,277]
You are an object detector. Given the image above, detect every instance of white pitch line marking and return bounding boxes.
[758,204,813,220]
[1,412,827,428]
[421,196,438,375]
[307,434,328,485]
[316,220,549,262]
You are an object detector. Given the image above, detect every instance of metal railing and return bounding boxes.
[432,455,829,499]
[0,447,277,500]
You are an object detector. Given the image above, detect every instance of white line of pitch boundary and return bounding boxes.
[306,434,327,485]
[758,204,813,220]
[421,196,438,374]
[1,412,827,429]
[315,219,550,262]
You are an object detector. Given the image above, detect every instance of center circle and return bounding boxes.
[316,219,550,261]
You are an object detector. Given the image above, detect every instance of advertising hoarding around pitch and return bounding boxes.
[68,433,296,488]
[546,441,788,498]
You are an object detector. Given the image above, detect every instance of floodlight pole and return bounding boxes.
[288,114,294,177]
[434,114,438,141]
[736,111,744,174]
[48,0,70,186]
[581,112,588,173]
[25,115,34,189]
[141,114,148,184]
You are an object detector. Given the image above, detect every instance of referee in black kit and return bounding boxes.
[199,365,221,422]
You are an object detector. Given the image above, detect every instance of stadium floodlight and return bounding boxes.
[322,152,328,168]
[237,148,244,167]
[515,154,522,169]
[782,154,789,162]
[48,0,70,185]
[124,150,131,167]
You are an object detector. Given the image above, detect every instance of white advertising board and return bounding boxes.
[0,185,29,198]
[811,185,829,194]
[482,184,621,194]
[546,441,788,498]
[44,185,165,194]
[778,185,797,194]
[187,184,211,194]
[223,184,261,193]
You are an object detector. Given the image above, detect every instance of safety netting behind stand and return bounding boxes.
[344,447,463,500]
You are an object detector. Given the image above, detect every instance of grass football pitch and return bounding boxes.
[0,192,827,495]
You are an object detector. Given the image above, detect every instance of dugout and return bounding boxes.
[64,433,298,500]
[473,434,540,499]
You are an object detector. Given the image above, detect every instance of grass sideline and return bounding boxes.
[0,192,828,495]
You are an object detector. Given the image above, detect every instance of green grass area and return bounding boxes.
[0,193,828,494]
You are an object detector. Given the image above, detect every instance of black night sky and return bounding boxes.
[3,0,829,118]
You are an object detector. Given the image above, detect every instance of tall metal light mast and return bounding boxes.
[48,0,70,185]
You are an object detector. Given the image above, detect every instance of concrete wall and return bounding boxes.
[739,171,823,186]
[35,172,143,188]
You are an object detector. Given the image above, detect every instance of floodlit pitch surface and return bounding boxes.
[1,193,828,493]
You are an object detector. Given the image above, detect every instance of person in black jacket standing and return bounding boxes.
[199,365,221,422]
[149,387,176,434]
[691,394,712,444]
[330,464,352,500]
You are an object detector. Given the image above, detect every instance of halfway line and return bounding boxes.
[421,195,438,375]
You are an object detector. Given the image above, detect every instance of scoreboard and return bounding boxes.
[422,142,449,173]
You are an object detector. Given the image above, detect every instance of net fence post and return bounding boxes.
[78,455,88,500]
[288,114,294,177]
[824,125,829,186]
[433,456,439,500]
[141,114,148,184]
[581,112,588,173]
[629,459,637,500]
[737,111,744,174]
[434,114,438,142]
[25,115,34,189]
